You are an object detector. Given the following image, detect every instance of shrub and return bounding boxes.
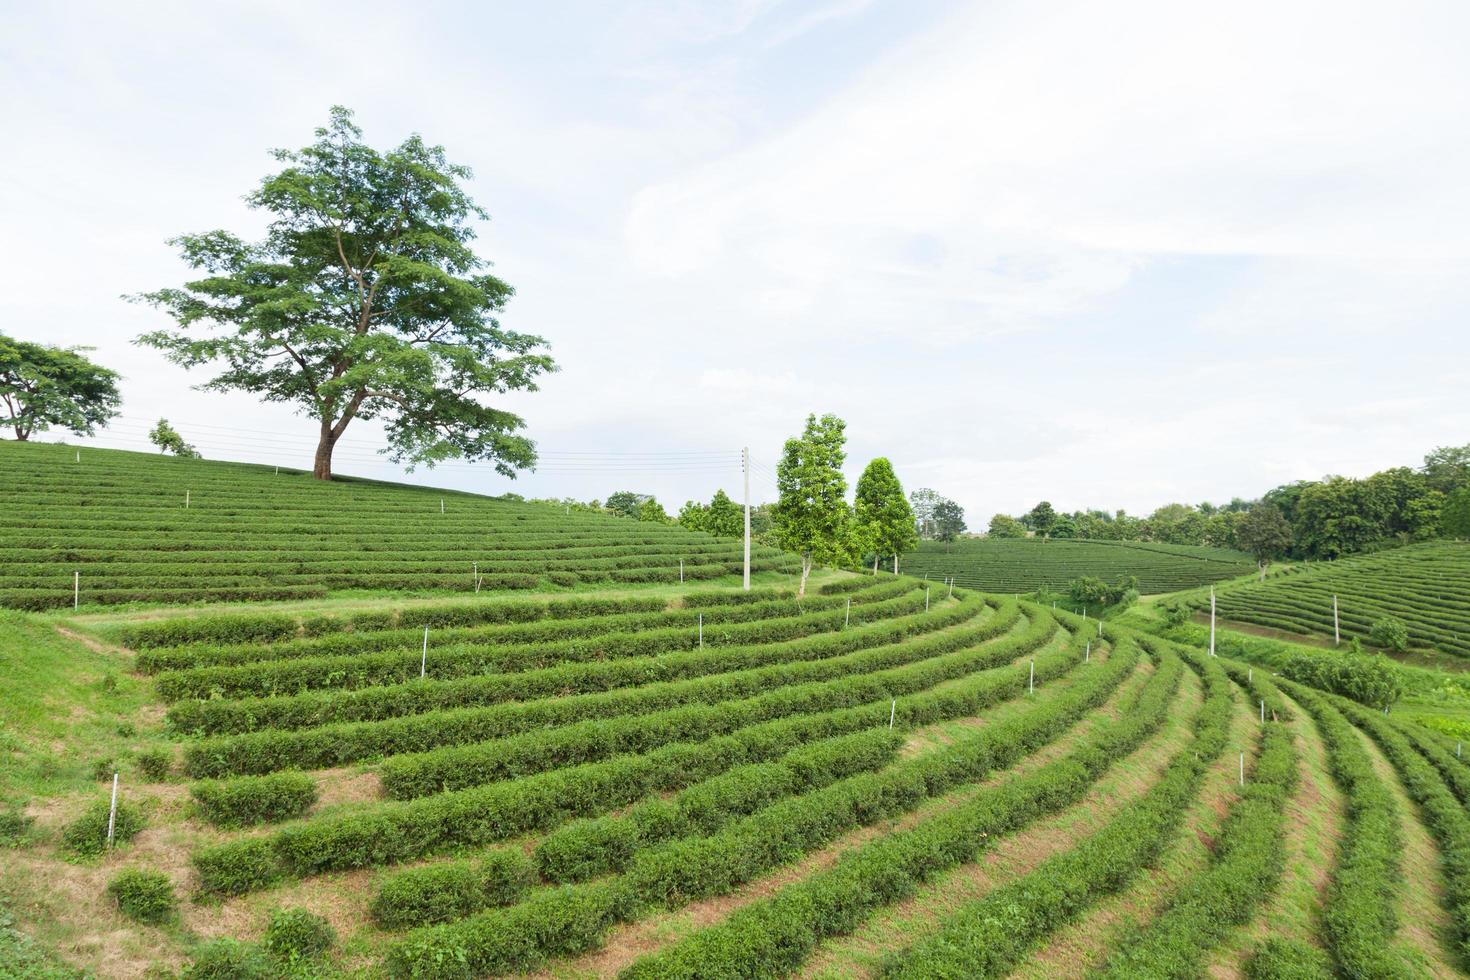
[91,758,116,781]
[1369,616,1409,652]
[1245,937,1334,978]
[61,798,144,856]
[0,809,33,846]
[190,771,317,827]
[193,837,283,895]
[1279,649,1403,710]
[370,850,535,928]
[106,868,176,924]
[135,749,172,781]
[183,939,271,979]
[263,906,334,962]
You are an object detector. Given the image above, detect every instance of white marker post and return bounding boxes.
[1029,658,1035,694]
[1239,753,1245,787]
[421,627,428,679]
[1248,668,1253,683]
[698,613,703,649]
[844,598,851,629]
[925,588,930,612]
[679,560,684,584]
[74,571,80,611]
[1098,620,1103,637]
[106,772,119,848]
[440,498,445,514]
[473,562,479,594]
[1261,699,1265,723]
[1209,587,1217,657]
[76,449,80,463]
[889,699,896,729]
[1333,595,1340,646]
[1085,640,1091,663]
[742,447,751,591]
[185,489,190,509]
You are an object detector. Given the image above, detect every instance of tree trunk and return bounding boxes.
[798,555,813,597]
[313,422,337,481]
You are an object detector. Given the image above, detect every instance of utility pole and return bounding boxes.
[743,446,751,591]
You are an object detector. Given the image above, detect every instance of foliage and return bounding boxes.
[183,939,272,980]
[133,107,555,480]
[264,906,334,963]
[773,414,853,595]
[604,491,642,518]
[371,850,535,928]
[106,868,176,924]
[1024,500,1057,535]
[987,513,1026,538]
[932,498,966,542]
[853,458,917,571]
[1066,574,1137,609]
[903,537,1251,594]
[135,748,172,781]
[147,418,200,458]
[635,497,669,524]
[1237,503,1293,563]
[1444,486,1470,539]
[1279,648,1403,710]
[60,798,144,856]
[0,333,121,441]
[679,489,742,538]
[0,809,34,846]
[1369,616,1410,652]
[190,771,318,827]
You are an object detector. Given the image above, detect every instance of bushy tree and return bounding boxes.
[1237,504,1293,565]
[854,458,918,573]
[605,491,642,518]
[1048,515,1077,539]
[910,488,940,539]
[932,498,967,542]
[148,418,200,459]
[1369,617,1410,652]
[1024,501,1057,536]
[635,497,670,524]
[1423,444,1470,494]
[704,489,743,538]
[0,333,121,441]
[773,413,852,596]
[987,513,1026,538]
[1445,487,1470,539]
[134,107,555,480]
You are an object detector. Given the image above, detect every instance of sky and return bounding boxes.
[3,0,1468,523]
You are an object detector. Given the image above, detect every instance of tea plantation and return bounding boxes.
[0,441,796,610]
[4,456,1470,978]
[903,535,1254,594]
[1206,540,1470,657]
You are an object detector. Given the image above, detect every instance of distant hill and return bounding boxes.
[902,537,1254,594]
[0,441,795,609]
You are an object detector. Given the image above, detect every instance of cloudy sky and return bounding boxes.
[3,0,1467,523]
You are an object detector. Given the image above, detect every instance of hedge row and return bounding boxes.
[1275,679,1414,977]
[1339,699,1470,969]
[191,607,1087,894]
[370,849,537,929]
[533,728,904,884]
[179,594,998,778]
[168,588,976,737]
[155,588,936,701]
[190,771,318,828]
[389,625,1155,978]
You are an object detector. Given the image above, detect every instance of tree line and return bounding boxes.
[987,444,1470,563]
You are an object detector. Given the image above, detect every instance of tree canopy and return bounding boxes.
[854,458,918,573]
[773,413,852,596]
[1236,503,1292,563]
[148,419,200,459]
[0,333,121,442]
[987,513,1027,538]
[134,107,555,480]
[932,497,967,542]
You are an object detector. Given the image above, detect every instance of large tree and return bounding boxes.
[1025,500,1057,537]
[0,333,120,441]
[932,497,967,542]
[1237,504,1293,565]
[854,458,918,573]
[773,413,852,596]
[134,107,555,480]
[988,513,1026,538]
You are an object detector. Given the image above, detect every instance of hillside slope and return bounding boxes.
[0,441,794,609]
[1207,540,1470,658]
[903,536,1254,594]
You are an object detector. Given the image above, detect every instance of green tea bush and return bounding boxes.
[193,837,283,895]
[61,798,144,856]
[183,939,270,979]
[264,906,334,962]
[0,809,33,846]
[1244,938,1333,979]
[190,771,317,827]
[1369,616,1410,652]
[106,868,176,924]
[135,748,172,781]
[370,849,536,928]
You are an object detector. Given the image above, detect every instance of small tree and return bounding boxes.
[987,514,1026,538]
[635,498,670,524]
[1237,504,1293,567]
[704,489,743,539]
[148,418,201,458]
[1444,487,1470,539]
[0,333,121,441]
[773,413,852,596]
[134,108,555,480]
[854,458,918,573]
[932,498,967,543]
[1369,617,1410,652]
[910,488,941,539]
[677,499,709,531]
[605,491,642,518]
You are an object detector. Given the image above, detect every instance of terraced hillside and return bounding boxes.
[904,536,1254,594]
[1209,540,1470,657]
[0,441,795,610]
[9,567,1470,978]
